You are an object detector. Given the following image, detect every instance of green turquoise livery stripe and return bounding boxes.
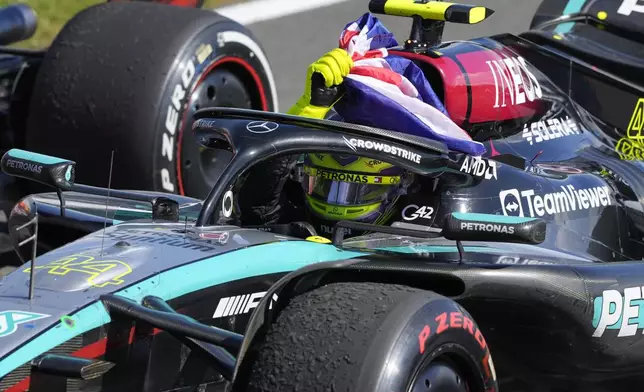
[554,0,586,33]
[452,212,536,224]
[377,245,498,254]
[0,241,366,378]
[7,149,69,165]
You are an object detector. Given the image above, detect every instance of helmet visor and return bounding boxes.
[302,166,401,205]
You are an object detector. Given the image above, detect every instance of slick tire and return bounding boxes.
[25,1,277,199]
[235,282,498,392]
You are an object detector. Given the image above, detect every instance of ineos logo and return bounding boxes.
[246,121,279,134]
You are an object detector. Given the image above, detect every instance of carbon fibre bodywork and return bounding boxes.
[3,3,644,392]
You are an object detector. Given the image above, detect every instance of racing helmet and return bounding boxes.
[299,153,410,233]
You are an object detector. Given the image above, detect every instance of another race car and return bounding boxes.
[1,0,644,391]
[0,0,277,265]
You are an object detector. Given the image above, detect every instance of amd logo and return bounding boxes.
[618,0,644,16]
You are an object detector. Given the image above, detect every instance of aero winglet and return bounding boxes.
[369,0,494,24]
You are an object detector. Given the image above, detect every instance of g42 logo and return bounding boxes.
[0,311,49,338]
[402,205,434,221]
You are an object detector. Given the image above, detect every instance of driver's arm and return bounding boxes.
[237,48,353,226]
[287,48,354,119]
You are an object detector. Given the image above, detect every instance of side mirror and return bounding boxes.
[442,212,546,245]
[1,149,75,190]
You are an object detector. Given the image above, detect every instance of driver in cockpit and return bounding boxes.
[237,14,482,239]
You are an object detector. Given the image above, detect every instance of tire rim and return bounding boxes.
[179,67,253,199]
[408,344,481,392]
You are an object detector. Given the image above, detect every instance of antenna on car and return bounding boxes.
[100,151,115,257]
[16,211,39,300]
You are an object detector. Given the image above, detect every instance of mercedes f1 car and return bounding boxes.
[1,0,644,391]
[0,0,277,265]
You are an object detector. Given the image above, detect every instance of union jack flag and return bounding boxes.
[334,13,486,156]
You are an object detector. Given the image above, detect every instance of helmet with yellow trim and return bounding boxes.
[299,152,412,235]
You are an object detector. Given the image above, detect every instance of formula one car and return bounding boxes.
[0,0,277,265]
[1,0,644,391]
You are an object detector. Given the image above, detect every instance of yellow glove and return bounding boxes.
[287,48,354,119]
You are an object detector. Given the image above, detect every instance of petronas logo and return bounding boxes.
[627,98,644,142]
[0,311,49,337]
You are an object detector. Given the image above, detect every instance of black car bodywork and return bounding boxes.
[1,1,644,391]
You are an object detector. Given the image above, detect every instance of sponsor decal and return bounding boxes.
[213,291,278,318]
[499,185,612,217]
[486,55,542,108]
[317,170,369,184]
[320,225,352,235]
[0,311,49,338]
[5,159,42,174]
[616,98,644,160]
[460,222,514,234]
[198,231,230,245]
[306,166,400,185]
[106,229,219,252]
[402,205,434,221]
[534,164,584,175]
[25,254,133,288]
[496,256,553,265]
[246,121,279,134]
[365,159,384,168]
[459,156,497,180]
[343,136,421,164]
[618,0,644,15]
[521,116,580,145]
[592,286,644,337]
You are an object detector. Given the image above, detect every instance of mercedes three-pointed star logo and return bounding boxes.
[246,121,279,134]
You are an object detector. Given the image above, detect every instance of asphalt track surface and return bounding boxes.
[216,0,543,111]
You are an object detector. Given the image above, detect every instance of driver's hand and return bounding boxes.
[288,48,353,119]
[308,48,353,89]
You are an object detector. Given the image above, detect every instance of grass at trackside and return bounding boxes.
[0,0,244,49]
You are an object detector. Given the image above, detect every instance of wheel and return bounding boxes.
[24,1,277,199]
[235,282,498,392]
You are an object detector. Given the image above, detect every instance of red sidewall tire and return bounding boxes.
[24,2,277,196]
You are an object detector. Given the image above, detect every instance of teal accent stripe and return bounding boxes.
[7,149,68,165]
[0,241,366,378]
[554,0,586,33]
[452,212,536,224]
[377,245,496,254]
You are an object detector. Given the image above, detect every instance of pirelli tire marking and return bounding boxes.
[158,30,278,194]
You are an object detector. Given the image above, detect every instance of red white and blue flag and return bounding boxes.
[333,13,486,156]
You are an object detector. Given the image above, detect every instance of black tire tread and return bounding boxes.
[24,2,235,189]
[244,282,422,392]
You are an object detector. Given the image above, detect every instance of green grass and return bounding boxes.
[0,0,244,49]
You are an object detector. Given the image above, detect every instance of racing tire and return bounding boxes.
[24,1,277,199]
[235,282,498,392]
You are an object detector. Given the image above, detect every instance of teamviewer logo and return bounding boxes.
[499,189,524,217]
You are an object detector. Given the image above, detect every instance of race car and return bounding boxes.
[1,0,644,391]
[0,0,277,265]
